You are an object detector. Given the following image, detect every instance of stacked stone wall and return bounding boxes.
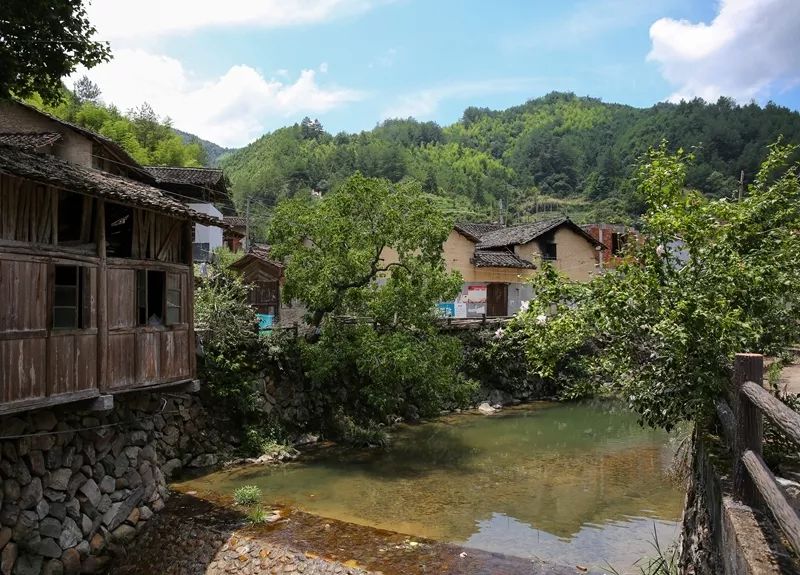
[0,392,232,575]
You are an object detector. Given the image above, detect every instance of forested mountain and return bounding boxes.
[221,92,800,225]
[173,128,235,166]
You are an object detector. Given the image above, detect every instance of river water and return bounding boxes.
[175,401,684,573]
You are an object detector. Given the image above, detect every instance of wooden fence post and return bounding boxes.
[733,352,764,505]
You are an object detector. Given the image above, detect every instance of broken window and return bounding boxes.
[58,191,95,246]
[53,266,83,329]
[166,275,181,325]
[542,242,557,260]
[105,203,133,257]
[611,232,626,256]
[137,270,166,325]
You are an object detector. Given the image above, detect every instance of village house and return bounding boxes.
[435,217,605,317]
[144,166,231,262]
[581,223,641,268]
[0,99,225,416]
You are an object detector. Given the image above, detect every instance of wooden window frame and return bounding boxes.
[52,265,87,330]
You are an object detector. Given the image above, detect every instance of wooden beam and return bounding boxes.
[0,388,99,417]
[732,353,764,505]
[741,381,800,446]
[97,199,109,392]
[156,220,182,262]
[83,394,114,412]
[741,449,800,557]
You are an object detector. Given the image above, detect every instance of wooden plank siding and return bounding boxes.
[0,172,198,414]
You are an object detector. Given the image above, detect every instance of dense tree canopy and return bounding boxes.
[222,92,800,228]
[25,84,208,167]
[501,141,800,430]
[267,172,461,327]
[0,0,111,103]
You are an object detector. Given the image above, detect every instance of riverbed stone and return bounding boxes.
[98,476,115,495]
[161,459,182,478]
[36,538,62,559]
[10,552,41,575]
[26,452,45,477]
[59,518,82,549]
[59,549,80,575]
[19,479,42,510]
[3,480,20,501]
[35,499,49,520]
[38,518,62,539]
[0,527,12,550]
[48,502,66,522]
[41,559,63,575]
[47,469,71,492]
[0,543,15,575]
[78,479,101,509]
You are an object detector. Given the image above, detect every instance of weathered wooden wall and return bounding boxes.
[0,173,196,414]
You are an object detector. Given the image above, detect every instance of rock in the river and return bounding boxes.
[477,402,496,414]
[188,454,217,468]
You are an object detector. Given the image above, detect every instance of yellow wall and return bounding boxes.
[381,227,598,284]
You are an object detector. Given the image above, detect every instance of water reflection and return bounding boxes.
[175,401,683,571]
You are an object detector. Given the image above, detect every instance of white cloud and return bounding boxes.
[319,62,329,74]
[648,0,800,103]
[75,49,364,147]
[87,0,388,42]
[383,78,558,120]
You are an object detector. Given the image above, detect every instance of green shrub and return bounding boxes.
[233,485,262,506]
[247,506,270,524]
[243,423,287,457]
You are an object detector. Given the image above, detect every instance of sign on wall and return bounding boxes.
[467,285,487,303]
[436,303,456,317]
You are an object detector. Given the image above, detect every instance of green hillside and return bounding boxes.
[221,92,800,226]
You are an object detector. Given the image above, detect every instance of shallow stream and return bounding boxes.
[175,401,684,572]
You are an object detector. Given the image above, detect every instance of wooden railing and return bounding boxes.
[715,353,800,556]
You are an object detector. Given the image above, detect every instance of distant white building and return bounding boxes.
[145,166,232,262]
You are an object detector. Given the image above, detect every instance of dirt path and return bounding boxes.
[109,492,585,575]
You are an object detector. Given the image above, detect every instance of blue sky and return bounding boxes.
[79,0,800,147]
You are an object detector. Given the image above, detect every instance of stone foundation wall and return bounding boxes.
[0,391,232,575]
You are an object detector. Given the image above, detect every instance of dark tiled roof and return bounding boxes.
[0,145,226,228]
[13,100,153,182]
[0,132,61,149]
[454,222,504,241]
[145,166,227,189]
[476,218,568,249]
[229,244,284,271]
[472,250,535,269]
[223,215,247,228]
[475,217,605,250]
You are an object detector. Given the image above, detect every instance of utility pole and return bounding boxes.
[499,198,504,225]
[738,170,745,201]
[245,196,251,252]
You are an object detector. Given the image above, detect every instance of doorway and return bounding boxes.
[486,283,508,317]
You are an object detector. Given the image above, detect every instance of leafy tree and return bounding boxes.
[267,172,461,327]
[503,141,800,430]
[0,0,111,103]
[25,89,207,167]
[268,172,473,424]
[73,75,101,103]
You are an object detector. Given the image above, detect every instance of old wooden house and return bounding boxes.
[0,100,223,415]
[228,245,284,328]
